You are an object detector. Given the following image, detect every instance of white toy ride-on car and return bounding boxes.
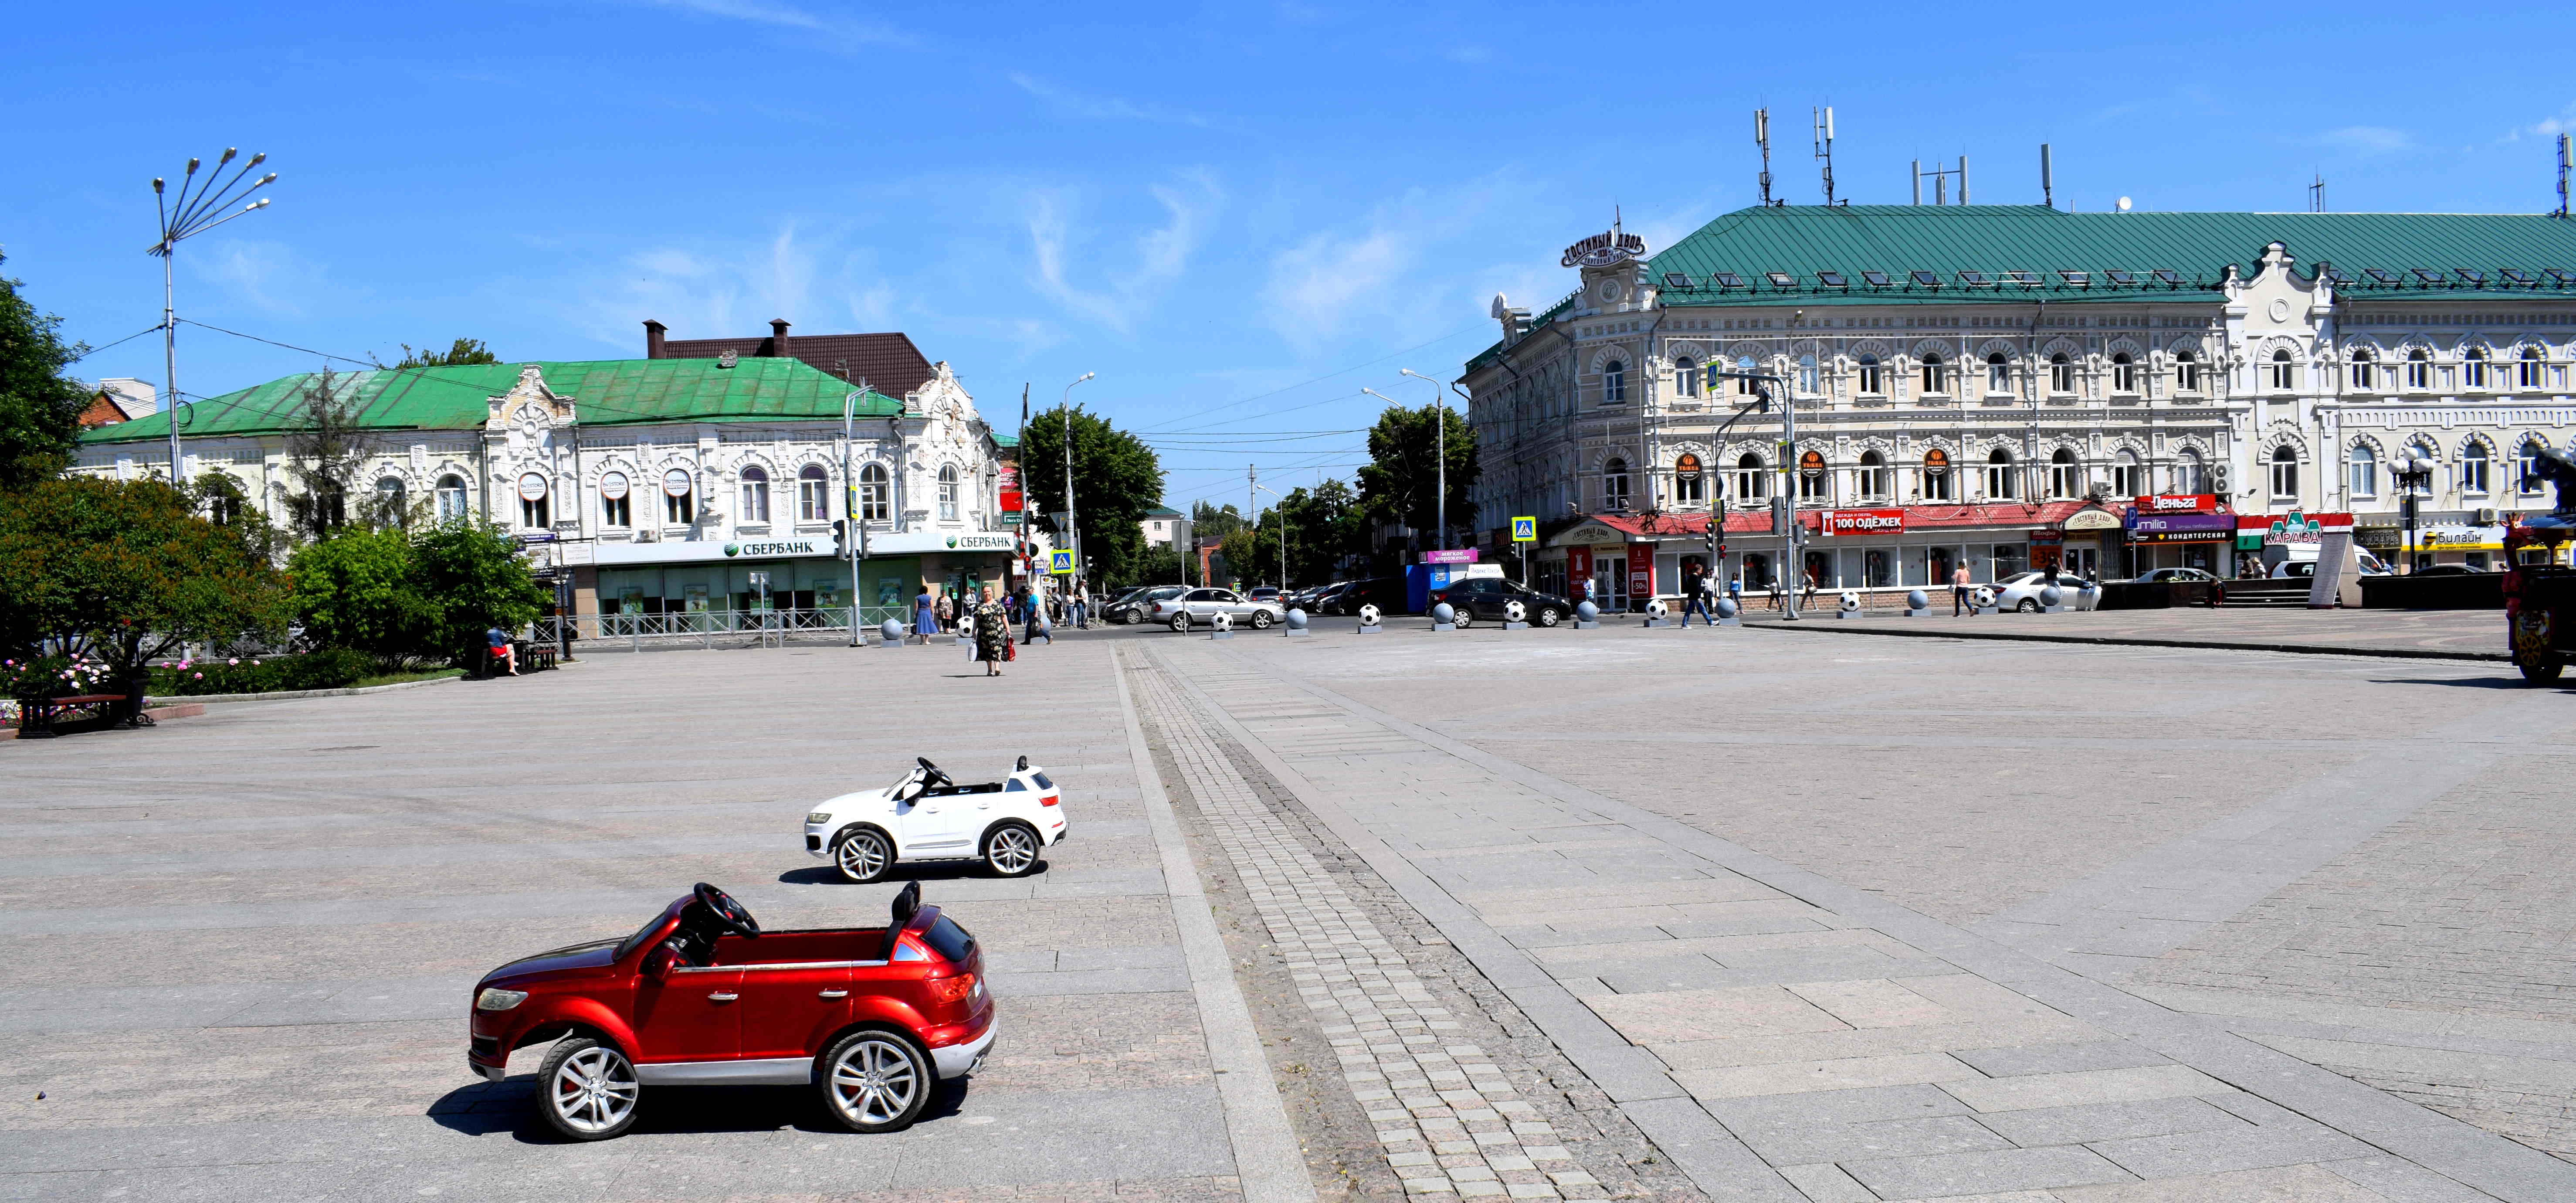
[806,756,1068,884]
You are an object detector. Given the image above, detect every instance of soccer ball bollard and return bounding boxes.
[1285,607,1309,630]
[1902,588,1932,618]
[880,618,905,643]
[1431,602,1457,631]
[1502,599,1526,629]
[1644,598,1671,628]
[1573,599,1600,629]
[1357,604,1383,634]
[2038,585,2067,614]
[1837,590,1862,618]
[1210,611,1234,639]
[1972,586,1999,615]
[1715,596,1742,627]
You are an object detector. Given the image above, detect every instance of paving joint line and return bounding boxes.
[1733,619,2511,663]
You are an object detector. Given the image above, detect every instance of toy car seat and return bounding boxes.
[887,880,922,957]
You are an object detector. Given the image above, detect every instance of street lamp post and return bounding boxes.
[842,382,874,646]
[2395,454,2436,574]
[1253,482,1288,592]
[148,149,278,486]
[1062,372,1093,610]
[1399,369,1447,550]
[1712,359,1792,617]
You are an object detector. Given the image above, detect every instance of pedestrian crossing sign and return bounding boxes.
[1510,517,1537,543]
[1048,550,1077,574]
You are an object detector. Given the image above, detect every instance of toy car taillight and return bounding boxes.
[1040,793,1059,806]
[927,973,979,1005]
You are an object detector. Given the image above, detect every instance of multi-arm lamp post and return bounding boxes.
[1062,372,1093,606]
[149,149,278,485]
[1398,368,1448,550]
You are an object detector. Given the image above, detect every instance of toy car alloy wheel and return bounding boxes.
[983,823,1041,877]
[821,1030,931,1132]
[835,828,894,884]
[540,1037,640,1140]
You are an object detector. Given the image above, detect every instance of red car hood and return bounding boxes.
[481,938,621,987]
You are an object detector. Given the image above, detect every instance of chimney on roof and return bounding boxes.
[769,319,791,359]
[644,319,667,359]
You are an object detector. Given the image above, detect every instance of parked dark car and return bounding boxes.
[1336,577,1410,616]
[1105,585,1186,624]
[1428,576,1572,627]
[1310,581,1357,614]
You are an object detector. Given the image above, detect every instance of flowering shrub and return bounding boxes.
[2,655,119,699]
[145,649,383,696]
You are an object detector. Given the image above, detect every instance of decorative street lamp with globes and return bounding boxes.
[149,149,278,486]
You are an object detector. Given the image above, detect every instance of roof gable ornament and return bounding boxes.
[485,364,574,431]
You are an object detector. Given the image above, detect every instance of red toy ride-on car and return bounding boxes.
[467,881,993,1140]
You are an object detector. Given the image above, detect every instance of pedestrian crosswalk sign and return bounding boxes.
[1511,517,1537,543]
[1048,550,1077,574]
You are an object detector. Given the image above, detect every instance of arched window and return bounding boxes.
[2174,349,2200,392]
[517,471,551,530]
[1856,354,1884,395]
[739,465,771,524]
[2267,349,2297,392]
[2461,441,2491,495]
[2269,445,2299,499]
[2520,345,2547,390]
[436,474,469,523]
[1798,353,1819,394]
[1601,359,1626,405]
[1984,448,2017,499]
[375,476,407,526]
[1986,352,2010,395]
[1798,449,1828,500]
[2112,449,2145,498]
[2049,352,2075,394]
[2112,352,2138,394]
[599,471,631,527]
[1857,450,1889,500]
[1603,457,1631,510]
[1733,453,1767,501]
[2519,440,2548,495]
[2463,347,2489,390]
[1674,453,1704,503]
[2406,347,2431,391]
[1673,357,1698,398]
[1920,352,1947,395]
[2048,448,2081,498]
[937,464,959,521]
[798,464,830,521]
[2171,449,2206,495]
[2350,347,2377,391]
[1921,449,1952,500]
[858,462,890,521]
[2347,443,2378,499]
[663,468,695,525]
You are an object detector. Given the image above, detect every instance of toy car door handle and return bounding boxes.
[708,992,739,1002]
[817,989,849,999]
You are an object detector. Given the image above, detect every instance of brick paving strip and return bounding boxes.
[1144,638,2576,1203]
[1121,644,1681,1201]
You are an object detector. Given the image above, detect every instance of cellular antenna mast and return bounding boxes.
[1755,109,1773,206]
[2041,143,2054,208]
[2310,172,2327,214]
[2557,134,2570,219]
[1813,106,1837,205]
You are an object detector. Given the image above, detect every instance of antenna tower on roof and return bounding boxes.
[1754,109,1773,206]
[1813,107,1837,205]
[2557,134,2571,219]
[2040,144,2053,208]
[2310,172,2326,214]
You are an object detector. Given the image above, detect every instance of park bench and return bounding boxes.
[482,640,559,677]
[15,691,145,738]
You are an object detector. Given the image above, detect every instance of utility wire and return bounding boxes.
[66,323,171,364]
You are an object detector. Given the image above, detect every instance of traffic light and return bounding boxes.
[831,519,847,557]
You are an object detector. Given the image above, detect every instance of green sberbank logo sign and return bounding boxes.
[946,536,957,548]
[727,538,827,558]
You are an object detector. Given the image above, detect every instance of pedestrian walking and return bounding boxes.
[934,593,954,633]
[1022,585,1045,645]
[913,587,939,645]
[1951,563,1974,616]
[974,588,1009,676]
[1683,570,1717,627]
[1766,573,1783,613]
[1071,585,1088,629]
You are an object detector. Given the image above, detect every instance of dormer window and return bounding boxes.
[1713,272,1746,290]
[1910,270,1940,288]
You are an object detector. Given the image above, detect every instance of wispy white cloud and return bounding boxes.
[628,0,913,53]
[1007,73,1225,130]
[197,239,325,319]
[2510,102,2576,141]
[1261,176,1517,349]
[1024,173,1221,333]
[567,222,902,352]
[2316,125,2410,153]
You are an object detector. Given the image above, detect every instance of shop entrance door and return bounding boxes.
[1598,556,1627,610]
[2062,546,2099,580]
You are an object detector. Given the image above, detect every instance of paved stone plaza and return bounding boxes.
[5,618,2574,1202]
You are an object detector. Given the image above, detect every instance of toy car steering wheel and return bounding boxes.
[692,882,761,938]
[915,756,950,788]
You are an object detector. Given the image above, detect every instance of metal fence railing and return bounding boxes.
[539,606,925,651]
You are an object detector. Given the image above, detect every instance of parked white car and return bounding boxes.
[806,757,1067,884]
[1151,587,1284,631]
[1991,571,2100,612]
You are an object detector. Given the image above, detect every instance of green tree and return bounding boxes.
[0,254,95,489]
[411,522,549,664]
[1356,402,1478,549]
[1020,405,1164,590]
[1124,542,1187,589]
[393,338,499,368]
[0,476,290,677]
[281,369,399,540]
[1190,500,1244,540]
[288,529,434,660]
[1279,479,1363,584]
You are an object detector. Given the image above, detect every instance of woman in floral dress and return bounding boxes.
[973,588,1010,676]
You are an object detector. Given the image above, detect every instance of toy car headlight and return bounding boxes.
[475,988,528,1011]
[807,812,833,824]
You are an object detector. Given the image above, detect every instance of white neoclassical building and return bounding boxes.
[1462,205,2576,603]
[75,336,1030,626]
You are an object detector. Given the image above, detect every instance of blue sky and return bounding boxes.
[11,2,2576,513]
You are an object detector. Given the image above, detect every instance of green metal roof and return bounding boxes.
[81,357,905,445]
[1470,204,2576,369]
[1649,205,2576,306]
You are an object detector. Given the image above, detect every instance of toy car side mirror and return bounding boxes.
[643,945,679,979]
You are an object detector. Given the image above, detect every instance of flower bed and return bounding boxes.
[144,649,388,696]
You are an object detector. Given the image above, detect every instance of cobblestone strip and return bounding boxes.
[1126,652,1595,1200]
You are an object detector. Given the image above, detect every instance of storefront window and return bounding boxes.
[1741,553,1773,589]
[1863,548,1892,587]
[1992,542,2027,579]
